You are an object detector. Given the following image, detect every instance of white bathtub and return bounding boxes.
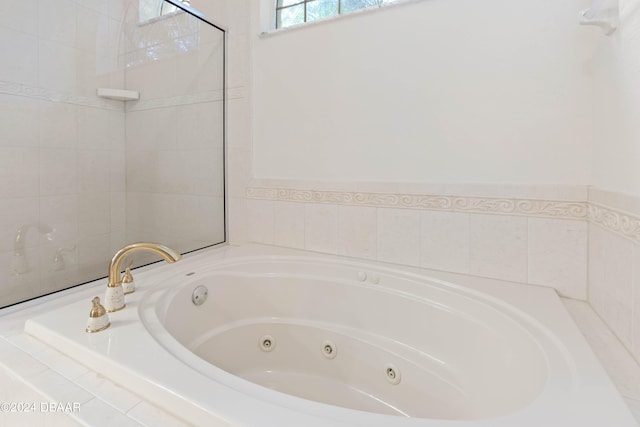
[25,244,637,426]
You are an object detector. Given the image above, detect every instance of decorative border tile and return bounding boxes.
[0,81,239,113]
[246,187,589,220]
[247,187,640,244]
[125,89,224,112]
[588,203,640,244]
[0,81,121,111]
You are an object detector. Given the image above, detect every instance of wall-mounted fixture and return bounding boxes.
[579,0,618,35]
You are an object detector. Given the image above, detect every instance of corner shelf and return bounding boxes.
[97,88,140,101]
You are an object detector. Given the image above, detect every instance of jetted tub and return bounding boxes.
[25,245,637,426]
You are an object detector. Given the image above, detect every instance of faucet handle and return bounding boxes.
[86,297,110,333]
[122,262,135,295]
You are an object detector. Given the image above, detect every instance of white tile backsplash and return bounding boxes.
[377,208,420,266]
[528,218,587,299]
[246,199,275,245]
[469,214,527,283]
[305,204,339,254]
[420,210,470,274]
[274,201,306,249]
[338,205,377,260]
[589,225,634,349]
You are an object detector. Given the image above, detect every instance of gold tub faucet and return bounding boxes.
[104,243,182,312]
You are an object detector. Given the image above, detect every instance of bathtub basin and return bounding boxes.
[24,244,637,426]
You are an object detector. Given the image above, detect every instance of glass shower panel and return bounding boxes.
[122,1,226,267]
[0,0,225,309]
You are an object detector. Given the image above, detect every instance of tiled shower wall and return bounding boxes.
[0,0,229,306]
[0,1,127,306]
[121,2,226,258]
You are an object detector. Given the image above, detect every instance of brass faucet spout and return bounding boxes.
[107,243,182,288]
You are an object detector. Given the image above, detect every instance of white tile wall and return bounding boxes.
[589,225,634,350]
[40,149,79,196]
[0,95,39,147]
[0,0,227,300]
[241,189,592,299]
[274,201,305,249]
[0,198,39,253]
[39,101,78,148]
[122,10,226,257]
[305,204,339,254]
[338,205,377,260]
[246,199,275,245]
[38,0,77,46]
[0,148,39,198]
[0,28,38,86]
[39,40,78,94]
[0,0,37,35]
[377,208,421,266]
[420,211,470,274]
[528,218,587,299]
[0,0,132,307]
[469,214,528,283]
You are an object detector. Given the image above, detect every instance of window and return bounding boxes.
[139,0,191,23]
[276,0,397,29]
[161,0,191,16]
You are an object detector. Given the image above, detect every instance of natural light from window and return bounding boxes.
[139,0,192,23]
[276,0,398,29]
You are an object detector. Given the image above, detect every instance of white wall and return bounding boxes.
[591,0,640,197]
[252,0,593,185]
